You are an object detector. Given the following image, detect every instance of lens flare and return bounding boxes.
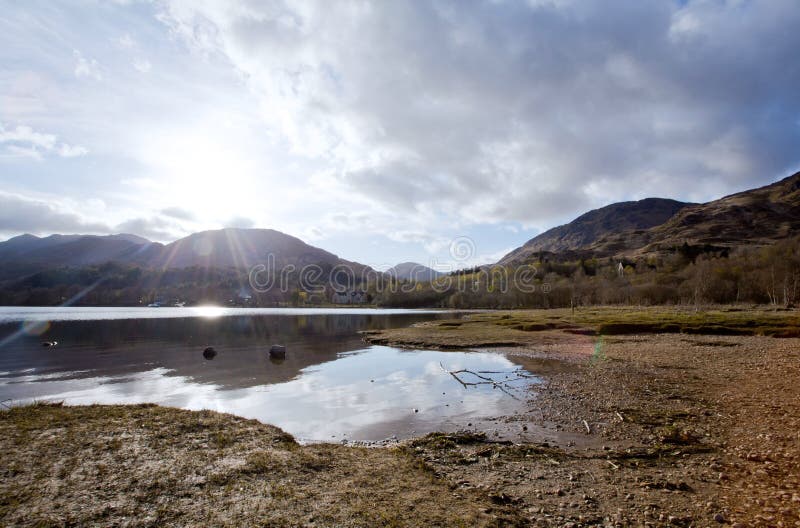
[22,320,50,336]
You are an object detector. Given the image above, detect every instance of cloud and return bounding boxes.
[160,206,196,221]
[2,1,799,266]
[0,194,184,244]
[115,216,178,241]
[0,123,89,160]
[133,58,152,73]
[117,33,136,49]
[157,0,800,228]
[73,49,102,80]
[57,143,89,157]
[226,216,255,229]
[0,192,110,236]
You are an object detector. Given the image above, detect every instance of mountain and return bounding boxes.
[0,228,374,282]
[145,228,372,274]
[499,198,691,265]
[386,262,444,282]
[499,171,800,264]
[0,233,157,266]
[0,233,161,281]
[636,171,800,253]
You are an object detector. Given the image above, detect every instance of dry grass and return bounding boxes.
[0,403,524,527]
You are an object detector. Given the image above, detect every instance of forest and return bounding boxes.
[373,237,800,309]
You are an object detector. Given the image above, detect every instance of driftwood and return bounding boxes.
[438,362,534,400]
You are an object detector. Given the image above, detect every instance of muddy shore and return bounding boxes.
[2,307,799,527]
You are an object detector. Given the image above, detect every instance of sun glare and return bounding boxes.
[191,305,226,318]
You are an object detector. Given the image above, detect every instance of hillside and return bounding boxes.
[636,171,800,253]
[500,171,800,264]
[499,198,691,265]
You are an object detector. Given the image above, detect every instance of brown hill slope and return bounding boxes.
[586,171,800,256]
[500,171,800,264]
[499,198,691,265]
[636,171,800,252]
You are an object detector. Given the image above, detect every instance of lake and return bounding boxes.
[0,307,538,442]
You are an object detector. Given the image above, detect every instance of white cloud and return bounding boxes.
[160,206,196,221]
[133,58,151,73]
[117,33,136,48]
[57,143,89,158]
[156,0,800,232]
[73,49,102,80]
[115,216,179,241]
[0,191,110,236]
[0,124,56,150]
[0,123,88,160]
[226,215,254,229]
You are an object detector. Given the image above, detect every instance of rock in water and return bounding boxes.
[269,345,286,359]
[203,347,217,360]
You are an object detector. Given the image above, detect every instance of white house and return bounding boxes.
[331,290,367,304]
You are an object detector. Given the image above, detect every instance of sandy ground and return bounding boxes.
[2,308,800,527]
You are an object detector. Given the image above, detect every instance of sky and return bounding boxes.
[0,0,798,270]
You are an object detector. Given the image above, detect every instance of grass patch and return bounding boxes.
[0,404,506,527]
[364,306,800,350]
[449,306,799,339]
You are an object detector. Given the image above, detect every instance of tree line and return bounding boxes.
[0,237,798,308]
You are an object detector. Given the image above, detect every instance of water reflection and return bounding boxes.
[0,310,536,441]
[0,312,443,389]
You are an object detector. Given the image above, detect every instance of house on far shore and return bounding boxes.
[229,288,253,306]
[331,290,367,304]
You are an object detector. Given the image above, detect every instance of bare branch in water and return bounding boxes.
[438,362,526,400]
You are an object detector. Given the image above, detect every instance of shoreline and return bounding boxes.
[3,308,799,526]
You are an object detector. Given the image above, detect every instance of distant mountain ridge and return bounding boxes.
[386,262,444,282]
[0,233,157,265]
[0,228,373,281]
[147,228,370,273]
[499,171,800,265]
